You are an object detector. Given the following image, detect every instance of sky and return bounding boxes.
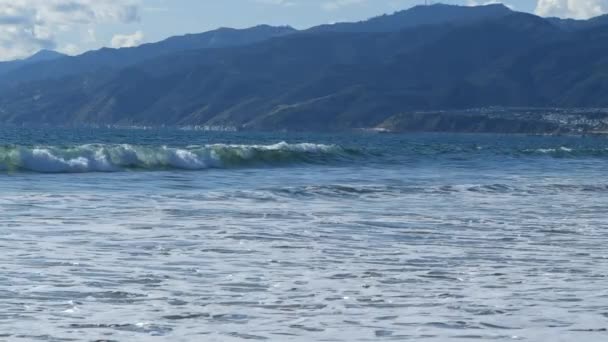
[0,0,607,62]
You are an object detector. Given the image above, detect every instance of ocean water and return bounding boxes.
[1,127,607,341]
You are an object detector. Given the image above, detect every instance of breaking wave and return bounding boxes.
[0,142,356,173]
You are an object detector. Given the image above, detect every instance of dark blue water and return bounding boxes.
[1,127,607,341]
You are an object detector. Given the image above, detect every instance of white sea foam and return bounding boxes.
[526,146,591,154]
[18,147,117,173]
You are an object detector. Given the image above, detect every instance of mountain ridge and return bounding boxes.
[1,4,608,133]
[0,50,66,78]
[308,3,512,33]
[0,3,513,87]
[0,25,297,88]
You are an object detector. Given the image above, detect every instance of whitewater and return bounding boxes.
[1,127,608,341]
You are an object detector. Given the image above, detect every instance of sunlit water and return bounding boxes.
[1,128,607,341]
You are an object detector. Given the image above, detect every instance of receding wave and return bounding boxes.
[0,142,356,173]
[260,183,608,200]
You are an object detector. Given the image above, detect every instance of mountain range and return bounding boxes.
[0,50,66,80]
[1,4,608,133]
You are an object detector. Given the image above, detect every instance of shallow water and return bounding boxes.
[1,128,607,341]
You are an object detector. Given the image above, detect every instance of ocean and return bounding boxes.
[1,127,607,341]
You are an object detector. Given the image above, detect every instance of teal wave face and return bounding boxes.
[0,142,355,173]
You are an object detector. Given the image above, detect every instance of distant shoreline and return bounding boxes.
[2,107,606,136]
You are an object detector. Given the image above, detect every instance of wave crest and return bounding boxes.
[0,142,352,173]
[521,146,608,157]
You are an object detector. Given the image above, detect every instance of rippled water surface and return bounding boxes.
[1,127,608,341]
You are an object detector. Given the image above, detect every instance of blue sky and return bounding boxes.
[0,0,606,61]
[78,0,537,53]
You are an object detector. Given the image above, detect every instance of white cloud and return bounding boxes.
[111,30,144,48]
[467,0,513,9]
[536,0,608,19]
[85,28,97,43]
[322,0,366,11]
[0,0,140,61]
[252,0,296,6]
[58,43,79,55]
